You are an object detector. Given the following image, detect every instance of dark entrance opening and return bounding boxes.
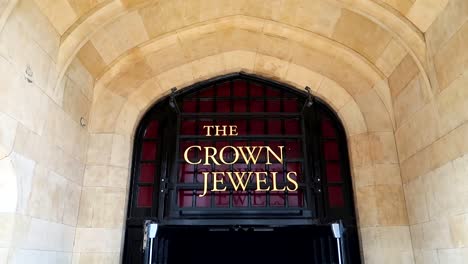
[123,73,361,263]
[127,225,361,264]
[159,226,349,264]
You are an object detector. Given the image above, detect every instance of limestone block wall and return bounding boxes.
[394,0,468,263]
[0,1,94,263]
[1,0,466,263]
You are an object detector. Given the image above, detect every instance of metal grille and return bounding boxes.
[168,78,315,221]
[126,73,357,224]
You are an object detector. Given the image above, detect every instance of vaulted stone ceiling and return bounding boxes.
[34,0,448,36]
[1,0,450,132]
[22,0,448,82]
[5,0,446,140]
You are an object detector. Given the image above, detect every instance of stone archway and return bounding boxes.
[6,1,467,263]
[78,49,411,262]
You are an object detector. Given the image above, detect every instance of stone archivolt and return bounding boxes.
[2,0,467,263]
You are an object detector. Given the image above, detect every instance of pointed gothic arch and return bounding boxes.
[124,73,361,263]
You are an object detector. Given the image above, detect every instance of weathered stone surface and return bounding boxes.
[2,0,468,262]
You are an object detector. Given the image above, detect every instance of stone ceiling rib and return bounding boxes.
[53,0,430,92]
[93,16,385,92]
[89,52,374,138]
[94,16,384,87]
[85,23,395,133]
[77,13,398,128]
[0,0,18,32]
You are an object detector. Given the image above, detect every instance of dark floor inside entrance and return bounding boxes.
[157,226,341,264]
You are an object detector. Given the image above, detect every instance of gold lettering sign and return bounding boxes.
[182,125,299,197]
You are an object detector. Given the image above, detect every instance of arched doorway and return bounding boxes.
[123,73,361,263]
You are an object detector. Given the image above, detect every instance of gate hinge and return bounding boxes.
[160,178,168,193]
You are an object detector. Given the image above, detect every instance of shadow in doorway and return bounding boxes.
[152,225,346,264]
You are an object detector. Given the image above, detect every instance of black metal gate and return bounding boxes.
[123,73,361,263]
